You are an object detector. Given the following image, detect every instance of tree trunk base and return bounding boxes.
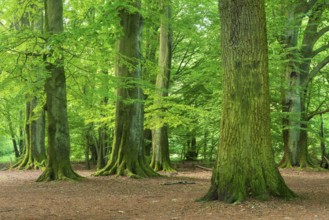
[278,156,293,168]
[36,166,83,182]
[13,156,45,170]
[150,160,176,172]
[199,177,296,203]
[95,158,159,178]
[278,155,316,169]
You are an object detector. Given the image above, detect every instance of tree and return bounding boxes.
[37,0,81,181]
[10,2,48,170]
[95,0,158,178]
[201,0,295,203]
[278,1,329,168]
[14,97,46,169]
[150,0,175,172]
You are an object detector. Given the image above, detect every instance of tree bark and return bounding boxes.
[150,0,175,172]
[37,0,81,181]
[95,0,158,178]
[202,0,295,203]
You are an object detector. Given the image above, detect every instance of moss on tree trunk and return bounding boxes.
[37,0,81,181]
[201,0,295,203]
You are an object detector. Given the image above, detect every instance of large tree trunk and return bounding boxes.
[278,2,303,168]
[37,0,81,181]
[95,0,158,178]
[202,0,295,203]
[279,2,325,168]
[150,0,175,172]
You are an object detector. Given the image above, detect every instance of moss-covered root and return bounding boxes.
[279,155,316,169]
[95,160,159,178]
[151,161,176,173]
[13,157,45,170]
[36,166,83,182]
[200,186,295,204]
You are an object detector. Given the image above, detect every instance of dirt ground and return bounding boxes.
[1,163,329,220]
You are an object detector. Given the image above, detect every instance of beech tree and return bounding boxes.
[14,4,46,169]
[278,1,329,168]
[150,0,175,172]
[37,0,81,181]
[95,0,158,178]
[201,0,295,203]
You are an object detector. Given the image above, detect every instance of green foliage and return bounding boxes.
[0,0,328,165]
[0,136,12,156]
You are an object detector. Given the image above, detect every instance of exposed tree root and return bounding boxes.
[278,157,293,168]
[199,166,296,204]
[13,155,45,170]
[279,155,316,169]
[150,160,176,173]
[36,165,83,182]
[95,159,159,178]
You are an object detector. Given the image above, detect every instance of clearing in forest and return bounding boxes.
[0,164,329,219]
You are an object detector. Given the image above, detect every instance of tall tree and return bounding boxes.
[37,0,81,181]
[279,1,329,168]
[95,0,158,178]
[150,0,175,172]
[14,0,46,169]
[201,0,295,203]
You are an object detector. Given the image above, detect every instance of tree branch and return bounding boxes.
[308,108,329,120]
[312,43,329,57]
[303,55,329,87]
[314,26,329,43]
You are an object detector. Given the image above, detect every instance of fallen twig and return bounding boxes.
[160,181,196,185]
[195,165,212,171]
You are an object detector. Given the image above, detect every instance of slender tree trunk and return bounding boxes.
[203,131,208,161]
[18,112,24,154]
[97,125,107,169]
[142,8,158,158]
[95,0,158,178]
[6,113,20,158]
[84,123,94,170]
[185,132,198,161]
[37,0,81,181]
[320,114,328,168]
[150,0,175,172]
[201,0,295,203]
[144,129,152,156]
[96,71,111,169]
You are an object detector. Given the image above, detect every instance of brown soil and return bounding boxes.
[1,163,329,220]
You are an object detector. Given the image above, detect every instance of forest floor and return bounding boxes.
[0,162,329,220]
